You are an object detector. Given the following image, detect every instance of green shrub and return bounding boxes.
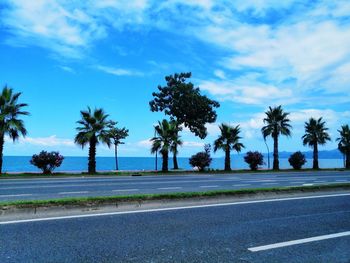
[30,151,64,174]
[244,151,264,170]
[189,144,212,171]
[288,151,307,170]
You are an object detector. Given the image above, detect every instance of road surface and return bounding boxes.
[0,170,350,202]
[1,192,350,262]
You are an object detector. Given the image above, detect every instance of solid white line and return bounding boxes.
[0,194,33,198]
[58,191,89,195]
[302,183,314,186]
[199,185,218,188]
[112,189,138,192]
[248,231,350,252]
[1,192,350,225]
[157,187,182,190]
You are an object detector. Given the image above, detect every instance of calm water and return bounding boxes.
[2,156,346,173]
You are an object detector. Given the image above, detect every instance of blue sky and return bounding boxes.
[0,0,350,157]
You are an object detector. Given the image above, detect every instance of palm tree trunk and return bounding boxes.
[162,151,168,172]
[88,136,97,174]
[313,143,319,169]
[273,135,279,170]
[225,146,231,171]
[0,134,4,175]
[173,150,179,170]
[114,143,118,171]
[345,152,350,169]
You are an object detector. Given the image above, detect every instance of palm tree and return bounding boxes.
[170,120,183,170]
[261,105,292,170]
[0,86,29,174]
[108,121,129,171]
[302,117,331,170]
[151,119,175,172]
[214,124,244,171]
[337,124,350,169]
[75,107,111,174]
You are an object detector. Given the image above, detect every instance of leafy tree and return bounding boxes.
[30,151,64,174]
[151,119,177,172]
[261,105,292,170]
[150,72,220,168]
[189,144,212,171]
[108,121,129,171]
[288,151,307,170]
[337,124,350,169]
[302,117,331,169]
[0,86,29,174]
[75,107,111,174]
[244,151,264,171]
[214,124,244,171]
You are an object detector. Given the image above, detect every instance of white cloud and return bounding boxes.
[59,66,75,73]
[15,135,75,147]
[95,65,143,77]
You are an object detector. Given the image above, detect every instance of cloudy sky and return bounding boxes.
[1,0,350,157]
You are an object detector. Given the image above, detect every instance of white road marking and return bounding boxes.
[58,191,89,195]
[262,183,278,185]
[302,183,314,186]
[248,231,350,252]
[336,180,348,182]
[0,194,33,198]
[1,192,349,225]
[112,189,139,192]
[199,185,218,188]
[157,187,182,190]
[233,184,250,186]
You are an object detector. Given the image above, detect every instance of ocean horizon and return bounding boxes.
[1,156,346,173]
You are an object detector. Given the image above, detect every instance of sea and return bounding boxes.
[1,156,346,173]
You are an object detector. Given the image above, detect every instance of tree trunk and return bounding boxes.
[346,152,350,169]
[0,134,4,175]
[162,151,168,172]
[173,150,179,170]
[88,136,97,174]
[115,144,119,171]
[273,135,279,170]
[224,146,231,171]
[313,143,319,169]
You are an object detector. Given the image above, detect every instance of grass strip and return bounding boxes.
[1,183,350,209]
[0,167,348,179]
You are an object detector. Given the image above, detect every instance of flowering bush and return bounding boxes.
[288,151,306,170]
[30,151,64,174]
[189,144,212,171]
[244,151,264,171]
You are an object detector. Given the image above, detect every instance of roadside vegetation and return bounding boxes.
[1,72,349,175]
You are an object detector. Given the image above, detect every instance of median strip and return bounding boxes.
[1,183,350,209]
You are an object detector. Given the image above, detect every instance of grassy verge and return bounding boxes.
[1,183,350,209]
[0,167,347,179]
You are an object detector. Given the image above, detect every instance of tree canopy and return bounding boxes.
[150,72,220,139]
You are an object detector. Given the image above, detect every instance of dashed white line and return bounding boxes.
[112,189,139,192]
[157,187,182,190]
[58,191,89,195]
[199,185,219,188]
[248,231,350,252]
[0,194,33,198]
[302,183,314,186]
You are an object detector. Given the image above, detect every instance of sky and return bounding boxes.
[0,0,350,157]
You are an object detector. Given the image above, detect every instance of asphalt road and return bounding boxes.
[0,170,350,201]
[1,192,350,262]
